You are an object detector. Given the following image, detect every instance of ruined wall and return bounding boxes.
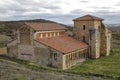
[89,29,100,58]
[34,41,50,66]
[7,25,64,69]
[100,24,107,56]
[19,27,31,45]
[17,45,34,61]
[34,41,63,69]
[7,40,18,57]
[7,26,35,59]
[49,49,63,69]
[100,24,111,56]
[7,45,18,57]
[106,29,112,56]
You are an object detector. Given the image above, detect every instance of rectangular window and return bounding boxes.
[54,53,57,60]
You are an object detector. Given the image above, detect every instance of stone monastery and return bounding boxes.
[7,15,111,69]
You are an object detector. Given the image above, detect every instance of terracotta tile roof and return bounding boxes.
[25,22,66,31]
[73,15,104,21]
[36,35,88,54]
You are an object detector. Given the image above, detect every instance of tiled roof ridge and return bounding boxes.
[73,14,104,21]
[25,22,66,31]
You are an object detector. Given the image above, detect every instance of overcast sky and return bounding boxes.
[0,0,120,24]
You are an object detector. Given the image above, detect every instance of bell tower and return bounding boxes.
[73,15,104,58]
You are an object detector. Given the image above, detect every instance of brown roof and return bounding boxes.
[25,22,66,31]
[73,15,104,21]
[36,35,88,54]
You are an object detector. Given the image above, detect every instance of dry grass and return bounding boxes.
[0,56,113,80]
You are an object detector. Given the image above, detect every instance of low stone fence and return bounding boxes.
[0,47,7,55]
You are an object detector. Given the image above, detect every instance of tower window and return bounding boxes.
[83,25,86,30]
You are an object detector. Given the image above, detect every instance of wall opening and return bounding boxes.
[83,25,86,30]
[83,36,85,42]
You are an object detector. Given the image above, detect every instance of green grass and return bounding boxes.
[112,33,120,40]
[112,42,120,45]
[0,49,120,80]
[69,49,120,78]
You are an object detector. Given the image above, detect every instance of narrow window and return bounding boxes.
[54,53,57,60]
[83,25,86,30]
[98,26,100,32]
[83,36,85,42]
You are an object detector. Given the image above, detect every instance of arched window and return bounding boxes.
[83,25,86,30]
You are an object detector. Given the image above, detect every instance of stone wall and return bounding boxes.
[7,25,64,69]
[19,27,31,45]
[73,21,94,43]
[100,27,107,56]
[34,41,50,66]
[17,45,34,61]
[49,48,63,69]
[106,29,112,56]
[7,45,18,57]
[7,40,18,57]
[73,20,102,58]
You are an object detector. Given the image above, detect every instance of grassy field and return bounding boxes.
[0,57,112,80]
[69,49,120,78]
[0,49,120,80]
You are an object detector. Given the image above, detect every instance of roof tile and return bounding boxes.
[73,15,104,21]
[26,22,66,31]
[36,35,88,54]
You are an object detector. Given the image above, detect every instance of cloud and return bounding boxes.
[89,6,114,10]
[116,2,120,6]
[70,9,84,14]
[0,13,76,24]
[0,0,62,17]
[0,0,120,24]
[80,0,89,3]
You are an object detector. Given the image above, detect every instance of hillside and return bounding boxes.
[107,26,120,49]
[0,19,72,47]
[0,55,117,80]
[0,19,72,32]
[0,49,120,80]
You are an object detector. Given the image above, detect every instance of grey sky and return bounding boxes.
[0,0,120,24]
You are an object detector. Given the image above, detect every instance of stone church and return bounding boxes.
[7,15,111,69]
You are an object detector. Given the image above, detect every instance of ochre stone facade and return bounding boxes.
[7,15,111,69]
[73,15,111,58]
